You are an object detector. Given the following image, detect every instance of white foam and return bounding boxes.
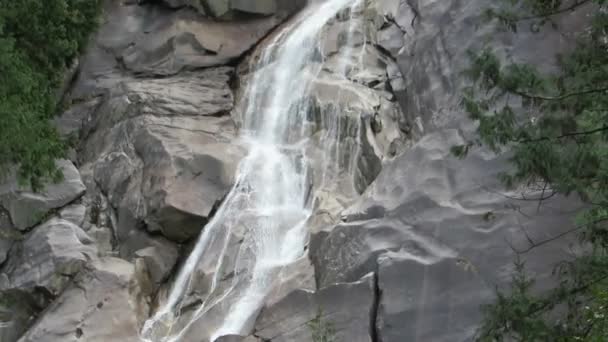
[141,0,366,340]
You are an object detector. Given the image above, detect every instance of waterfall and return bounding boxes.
[141,0,366,340]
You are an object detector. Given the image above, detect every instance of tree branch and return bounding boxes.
[511,86,608,102]
[510,217,608,254]
[517,126,608,144]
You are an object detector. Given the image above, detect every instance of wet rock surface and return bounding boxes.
[80,67,245,242]
[3,0,293,339]
[4,0,592,341]
[310,130,583,342]
[305,1,590,342]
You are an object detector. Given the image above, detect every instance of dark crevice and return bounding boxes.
[227,5,306,72]
[2,193,87,237]
[136,0,209,19]
[57,60,82,114]
[89,180,120,252]
[374,43,400,66]
[197,0,215,18]
[227,67,240,93]
[74,95,106,152]
[252,332,270,342]
[383,15,408,35]
[370,271,381,342]
[0,209,21,271]
[406,0,421,27]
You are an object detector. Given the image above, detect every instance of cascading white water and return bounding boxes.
[141,0,366,340]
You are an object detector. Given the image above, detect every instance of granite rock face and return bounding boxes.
[3,0,303,340]
[376,254,486,342]
[306,1,592,342]
[80,67,245,242]
[373,0,592,133]
[0,160,86,231]
[17,258,150,342]
[0,219,97,341]
[5,0,593,341]
[310,129,583,342]
[134,241,179,286]
[0,218,97,297]
[68,0,298,88]
[253,274,377,342]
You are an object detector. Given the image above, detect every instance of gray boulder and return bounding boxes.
[17,258,150,342]
[67,0,297,92]
[0,218,96,342]
[0,218,97,297]
[120,9,287,75]
[253,273,376,342]
[311,128,584,341]
[0,160,86,231]
[135,241,179,286]
[58,204,87,227]
[376,253,487,342]
[79,67,245,242]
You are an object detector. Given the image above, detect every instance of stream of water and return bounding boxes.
[141,0,365,340]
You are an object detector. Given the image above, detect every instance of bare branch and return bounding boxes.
[536,181,548,214]
[493,0,595,23]
[517,126,608,144]
[510,217,608,254]
[511,86,608,102]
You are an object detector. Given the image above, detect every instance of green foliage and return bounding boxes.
[483,0,608,32]
[478,256,608,341]
[0,0,101,190]
[454,0,608,340]
[308,308,337,342]
[478,259,554,341]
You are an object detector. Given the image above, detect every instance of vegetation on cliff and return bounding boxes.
[453,0,608,340]
[0,0,101,190]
